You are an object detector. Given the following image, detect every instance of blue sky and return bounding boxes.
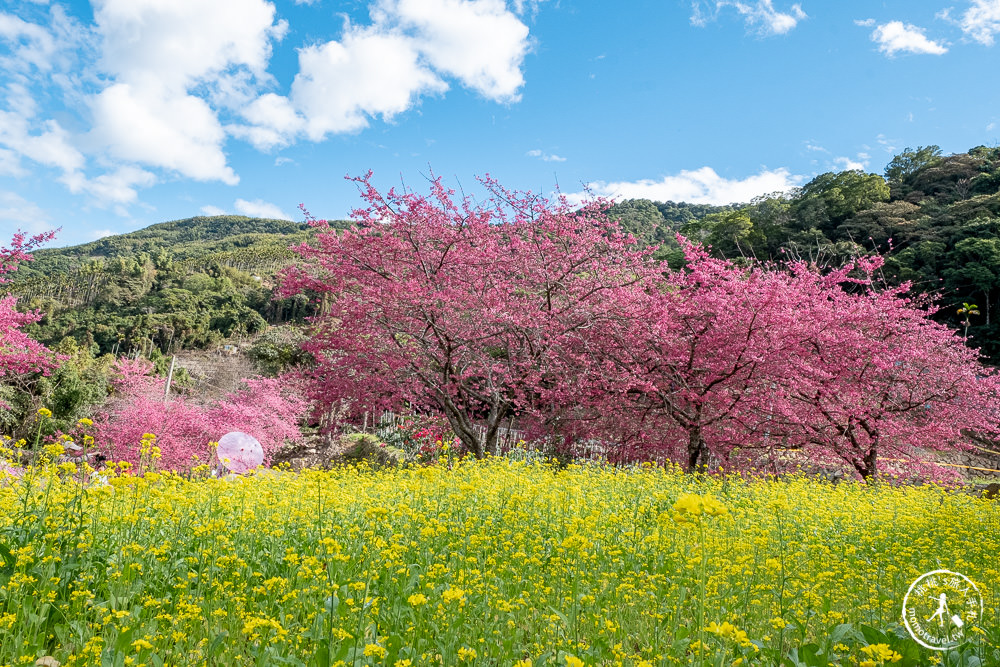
[1,0,999,247]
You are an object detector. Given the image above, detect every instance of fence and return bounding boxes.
[369,411,526,452]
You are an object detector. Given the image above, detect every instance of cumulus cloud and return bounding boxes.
[955,0,1000,45]
[0,0,285,209]
[691,1,806,36]
[0,99,86,180]
[90,82,238,184]
[574,167,801,206]
[241,0,531,145]
[870,21,948,56]
[386,0,529,100]
[63,166,157,205]
[201,205,228,216]
[87,0,286,182]
[92,0,286,92]
[0,12,57,72]
[234,198,293,220]
[0,0,536,213]
[290,28,448,140]
[527,149,566,162]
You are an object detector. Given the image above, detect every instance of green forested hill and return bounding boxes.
[7,215,345,357]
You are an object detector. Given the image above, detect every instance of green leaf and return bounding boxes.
[114,627,135,655]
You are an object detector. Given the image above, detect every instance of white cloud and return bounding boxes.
[575,167,801,206]
[290,29,447,140]
[90,82,238,184]
[0,12,57,72]
[90,229,113,240]
[85,0,287,183]
[201,205,228,216]
[0,191,49,234]
[527,149,566,162]
[0,0,287,209]
[92,0,286,92]
[691,1,806,35]
[231,93,304,150]
[63,165,157,205]
[870,21,948,56]
[234,198,293,220]
[0,0,535,214]
[386,0,529,100]
[242,0,531,144]
[0,104,85,177]
[854,18,875,27]
[876,133,897,153]
[957,0,1000,45]
[833,156,867,171]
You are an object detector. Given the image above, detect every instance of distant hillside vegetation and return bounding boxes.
[8,215,347,356]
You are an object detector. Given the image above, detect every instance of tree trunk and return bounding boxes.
[854,445,878,483]
[481,401,511,457]
[439,396,484,458]
[686,425,704,472]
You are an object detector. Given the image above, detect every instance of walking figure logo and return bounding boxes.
[902,570,983,651]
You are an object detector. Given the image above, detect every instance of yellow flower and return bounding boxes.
[673,492,704,517]
[457,647,477,661]
[408,593,428,606]
[441,587,466,604]
[36,407,52,418]
[860,644,902,663]
[131,638,154,651]
[363,644,387,659]
[565,656,584,667]
[702,494,728,517]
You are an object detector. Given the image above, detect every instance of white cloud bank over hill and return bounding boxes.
[573,166,801,206]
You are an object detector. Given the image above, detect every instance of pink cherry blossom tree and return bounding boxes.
[284,171,1000,480]
[577,242,1000,480]
[282,173,664,457]
[0,231,59,386]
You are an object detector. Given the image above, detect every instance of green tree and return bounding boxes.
[791,171,891,236]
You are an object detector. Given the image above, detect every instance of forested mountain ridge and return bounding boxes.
[15,215,314,277]
[607,144,1000,359]
[6,215,348,357]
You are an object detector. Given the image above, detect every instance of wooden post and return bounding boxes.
[164,355,176,400]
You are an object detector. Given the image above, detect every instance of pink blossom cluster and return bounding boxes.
[0,232,59,388]
[95,358,307,471]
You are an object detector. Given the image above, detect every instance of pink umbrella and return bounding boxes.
[216,431,264,474]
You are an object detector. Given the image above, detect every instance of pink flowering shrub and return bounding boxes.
[0,232,59,392]
[95,358,307,471]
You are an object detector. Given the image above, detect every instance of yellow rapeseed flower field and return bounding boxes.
[0,458,997,666]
